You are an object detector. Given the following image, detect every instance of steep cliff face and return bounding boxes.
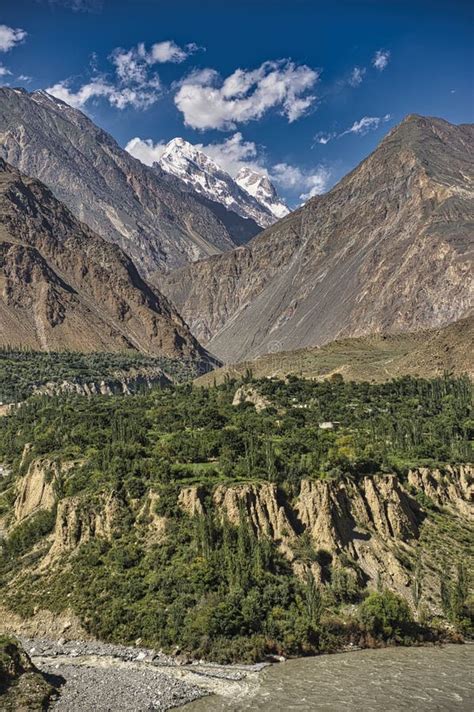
[0,158,213,365]
[164,115,474,361]
[14,459,57,523]
[4,458,472,631]
[46,493,123,561]
[176,467,473,608]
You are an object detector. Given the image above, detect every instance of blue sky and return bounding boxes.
[1,0,473,205]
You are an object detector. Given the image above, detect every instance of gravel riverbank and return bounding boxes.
[20,637,267,711]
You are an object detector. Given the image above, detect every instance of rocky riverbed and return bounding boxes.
[19,637,267,711]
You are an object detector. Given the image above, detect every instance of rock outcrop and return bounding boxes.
[407,465,473,519]
[46,493,123,561]
[177,467,471,606]
[14,459,57,523]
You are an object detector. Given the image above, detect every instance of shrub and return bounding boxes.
[359,591,413,638]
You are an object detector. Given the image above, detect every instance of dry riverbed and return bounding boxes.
[20,637,268,711]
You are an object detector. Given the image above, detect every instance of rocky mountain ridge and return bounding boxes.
[0,158,213,365]
[163,115,474,362]
[157,137,288,228]
[0,87,260,280]
[235,166,289,220]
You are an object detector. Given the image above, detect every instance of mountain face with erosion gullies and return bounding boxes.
[157,137,289,228]
[163,115,474,363]
[0,88,260,281]
[0,158,214,367]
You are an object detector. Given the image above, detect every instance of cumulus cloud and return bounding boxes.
[348,66,366,87]
[340,114,391,136]
[195,132,262,176]
[271,162,331,200]
[125,137,167,165]
[47,77,160,110]
[372,49,390,71]
[46,39,199,110]
[0,24,27,52]
[174,59,319,130]
[0,65,12,77]
[150,41,198,63]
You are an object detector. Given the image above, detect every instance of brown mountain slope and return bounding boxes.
[164,115,474,362]
[0,159,213,365]
[195,314,473,385]
[0,88,260,281]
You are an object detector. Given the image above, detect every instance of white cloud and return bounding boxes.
[0,65,12,77]
[313,131,336,145]
[174,59,319,130]
[0,24,27,52]
[46,77,160,110]
[150,41,198,63]
[348,66,366,87]
[195,132,262,176]
[125,137,167,165]
[111,44,149,84]
[46,38,198,111]
[340,114,391,136]
[271,162,330,200]
[372,50,390,71]
[17,74,32,82]
[313,114,391,146]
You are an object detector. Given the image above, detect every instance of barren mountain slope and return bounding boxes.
[164,115,473,362]
[0,159,213,365]
[0,87,260,280]
[196,314,474,385]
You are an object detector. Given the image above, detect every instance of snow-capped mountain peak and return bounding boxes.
[157,138,289,229]
[236,167,290,220]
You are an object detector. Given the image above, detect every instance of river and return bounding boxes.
[185,644,474,712]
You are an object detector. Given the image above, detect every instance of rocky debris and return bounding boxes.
[15,637,267,711]
[0,635,58,711]
[38,661,204,711]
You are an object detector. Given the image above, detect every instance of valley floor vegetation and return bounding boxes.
[0,369,472,662]
[0,347,205,402]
